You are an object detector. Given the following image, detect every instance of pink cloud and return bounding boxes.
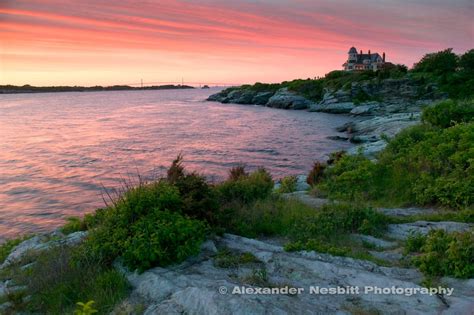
[1,0,472,85]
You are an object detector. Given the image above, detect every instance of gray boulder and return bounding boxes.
[322,102,355,114]
[234,91,257,104]
[0,231,88,269]
[266,88,312,109]
[295,175,310,191]
[252,92,274,105]
[350,103,380,116]
[347,140,387,157]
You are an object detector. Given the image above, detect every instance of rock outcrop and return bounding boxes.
[119,234,473,315]
[0,230,87,269]
[265,88,313,109]
[387,221,473,241]
[206,77,445,157]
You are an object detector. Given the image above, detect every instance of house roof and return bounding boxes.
[356,53,381,63]
[348,47,357,53]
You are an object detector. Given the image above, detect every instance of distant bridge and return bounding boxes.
[122,81,240,88]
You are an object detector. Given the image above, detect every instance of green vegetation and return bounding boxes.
[316,99,474,209]
[74,301,98,315]
[216,167,273,205]
[214,249,261,268]
[276,175,297,193]
[412,48,474,99]
[85,180,208,272]
[4,245,129,314]
[219,48,474,104]
[406,230,474,278]
[422,98,474,128]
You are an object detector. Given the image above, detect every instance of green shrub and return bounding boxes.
[414,230,474,278]
[173,172,219,224]
[86,181,187,265]
[122,210,207,272]
[277,175,297,193]
[422,99,474,128]
[319,154,379,201]
[404,231,427,254]
[319,116,474,209]
[62,217,87,234]
[216,168,273,204]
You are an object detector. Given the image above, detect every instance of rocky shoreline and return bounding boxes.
[2,187,473,314]
[208,78,445,156]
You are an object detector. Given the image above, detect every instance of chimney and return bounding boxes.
[360,50,363,55]
[368,50,371,56]
[383,52,386,62]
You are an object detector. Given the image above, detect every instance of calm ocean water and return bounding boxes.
[0,88,353,240]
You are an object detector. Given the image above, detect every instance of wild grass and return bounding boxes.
[0,236,30,264]
[4,245,129,314]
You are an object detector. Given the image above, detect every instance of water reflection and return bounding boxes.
[0,88,353,239]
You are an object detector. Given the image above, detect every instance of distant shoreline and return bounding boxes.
[0,84,195,94]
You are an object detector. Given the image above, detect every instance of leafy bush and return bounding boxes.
[277,175,297,193]
[216,167,273,204]
[319,153,379,201]
[319,113,474,209]
[173,172,219,224]
[414,230,474,278]
[62,217,87,234]
[85,180,208,270]
[422,99,474,128]
[122,210,207,272]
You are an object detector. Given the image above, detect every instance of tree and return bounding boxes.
[459,49,474,72]
[413,48,458,74]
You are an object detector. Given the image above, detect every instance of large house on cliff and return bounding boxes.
[343,46,386,71]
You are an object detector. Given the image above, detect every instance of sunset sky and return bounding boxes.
[0,0,472,86]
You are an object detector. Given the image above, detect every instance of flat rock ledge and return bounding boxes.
[119,234,473,315]
[387,221,473,241]
[0,230,87,269]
